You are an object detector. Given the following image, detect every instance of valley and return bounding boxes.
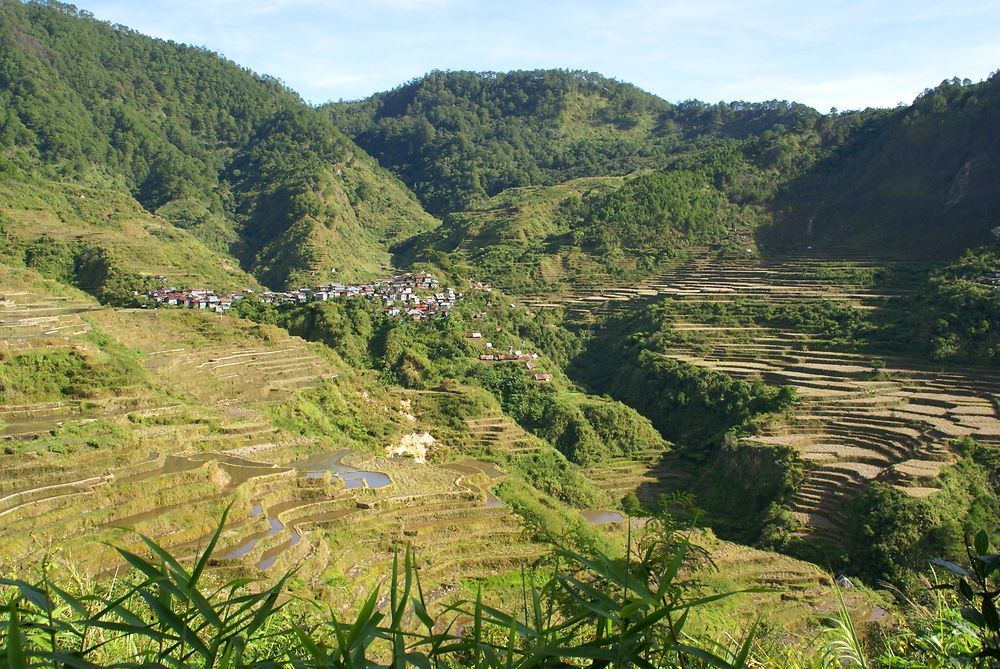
[526,255,999,548]
[1,257,888,644]
[1,3,998,664]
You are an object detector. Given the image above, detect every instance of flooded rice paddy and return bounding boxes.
[293,449,392,489]
[581,510,625,524]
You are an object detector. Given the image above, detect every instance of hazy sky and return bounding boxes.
[78,0,1000,111]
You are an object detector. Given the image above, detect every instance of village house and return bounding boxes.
[146,272,461,321]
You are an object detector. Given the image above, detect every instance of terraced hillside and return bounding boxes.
[465,414,546,455]
[671,330,1000,542]
[538,254,1000,544]
[0,271,558,604]
[0,265,894,641]
[519,254,896,323]
[584,445,689,508]
[1,179,260,293]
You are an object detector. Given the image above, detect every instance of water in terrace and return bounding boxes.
[257,531,301,570]
[581,510,625,524]
[341,471,392,488]
[222,450,391,566]
[292,449,356,473]
[292,449,391,488]
[254,508,363,570]
[223,516,284,559]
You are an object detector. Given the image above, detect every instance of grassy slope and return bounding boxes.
[1,177,258,291]
[396,176,628,294]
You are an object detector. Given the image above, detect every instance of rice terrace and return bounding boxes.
[1,2,999,667]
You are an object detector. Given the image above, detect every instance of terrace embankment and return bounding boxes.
[519,254,898,323]
[524,254,999,544]
[0,287,549,598]
[0,268,886,633]
[676,335,1000,542]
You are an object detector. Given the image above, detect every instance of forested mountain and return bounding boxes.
[332,69,1000,268]
[0,0,436,289]
[766,76,1000,256]
[326,69,828,215]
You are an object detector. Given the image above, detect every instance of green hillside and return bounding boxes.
[333,68,1000,267]
[0,0,437,288]
[765,76,1000,256]
[398,167,761,296]
[0,175,260,300]
[327,69,827,215]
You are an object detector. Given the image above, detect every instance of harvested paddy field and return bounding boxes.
[0,262,895,630]
[525,254,1000,545]
[0,280,553,605]
[520,254,897,322]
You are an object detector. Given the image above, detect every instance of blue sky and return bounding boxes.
[79,0,1000,111]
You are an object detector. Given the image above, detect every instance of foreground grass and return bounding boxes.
[1,509,769,668]
[3,512,997,668]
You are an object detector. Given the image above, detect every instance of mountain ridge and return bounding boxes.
[0,0,437,289]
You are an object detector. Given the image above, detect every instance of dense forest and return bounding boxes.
[332,68,1000,265]
[767,76,1000,256]
[327,69,836,215]
[0,0,436,287]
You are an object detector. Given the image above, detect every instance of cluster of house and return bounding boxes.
[142,273,462,320]
[291,273,460,320]
[466,332,550,382]
[143,288,243,313]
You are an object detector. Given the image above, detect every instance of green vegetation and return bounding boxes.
[0,0,436,288]
[473,363,665,468]
[571,170,744,258]
[573,304,796,455]
[0,513,775,669]
[328,69,827,216]
[563,303,802,540]
[334,69,1000,299]
[394,176,631,294]
[0,177,259,302]
[887,249,1000,365]
[400,167,764,294]
[607,255,1000,368]
[767,76,1000,258]
[694,442,804,542]
[237,293,660,472]
[3,516,997,667]
[843,438,1000,587]
[0,324,147,402]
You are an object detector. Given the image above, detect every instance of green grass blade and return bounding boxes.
[0,580,52,615]
[136,590,211,661]
[5,602,28,669]
[189,503,232,587]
